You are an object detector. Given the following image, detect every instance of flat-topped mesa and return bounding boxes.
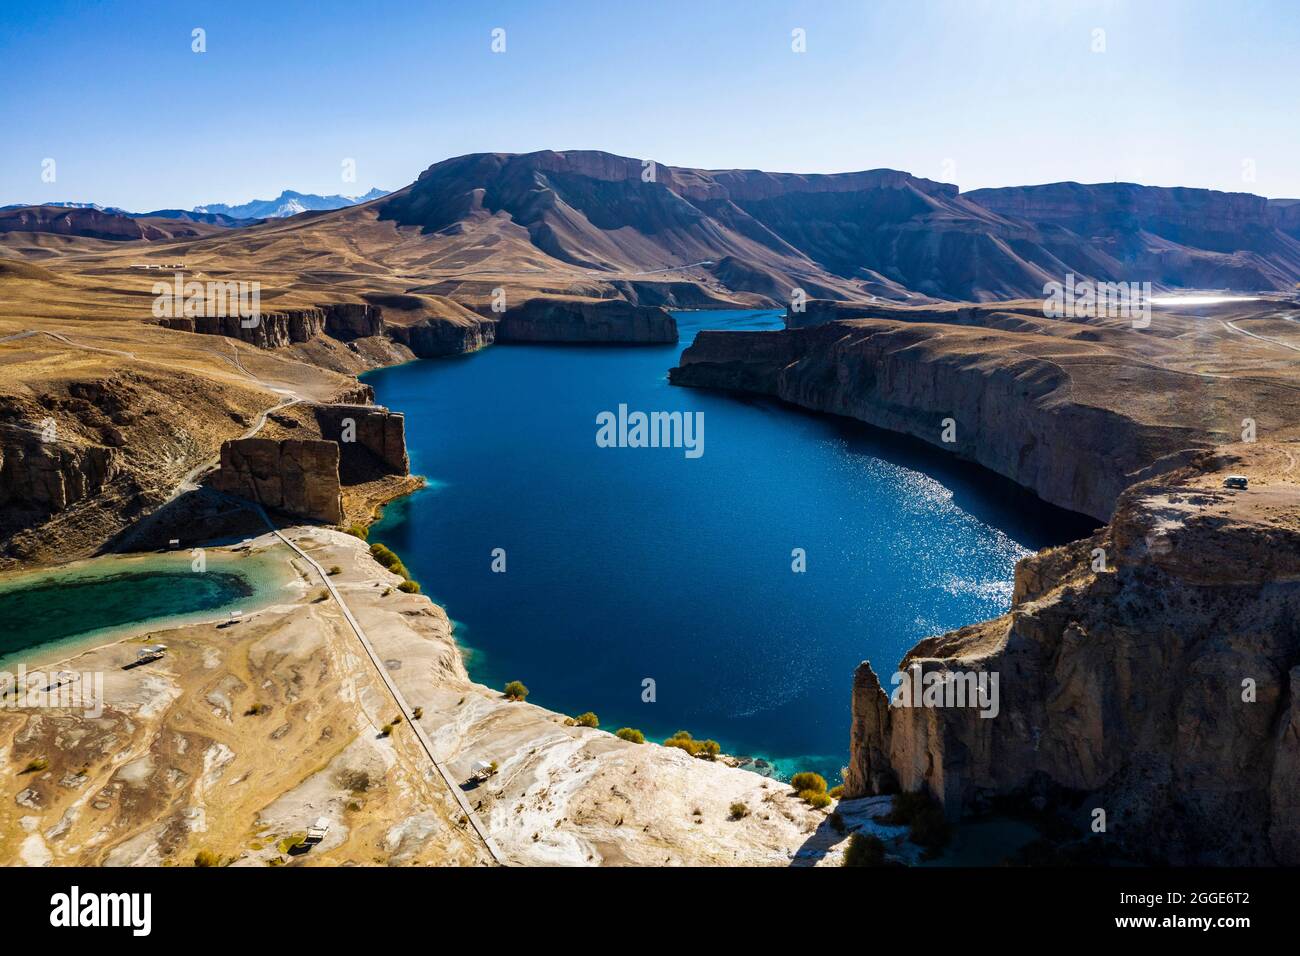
[967,181,1279,232]
[845,446,1300,865]
[211,437,343,524]
[487,296,678,344]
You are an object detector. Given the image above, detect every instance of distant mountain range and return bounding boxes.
[372,150,1300,300]
[0,188,388,225]
[4,151,1300,302]
[192,188,389,220]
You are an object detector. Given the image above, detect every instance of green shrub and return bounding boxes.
[503,680,529,701]
[327,565,342,576]
[790,771,827,795]
[194,849,221,868]
[805,791,833,810]
[574,712,599,728]
[412,707,423,720]
[379,723,394,737]
[346,524,369,541]
[243,703,268,716]
[369,542,420,591]
[615,727,645,744]
[828,784,845,799]
[843,832,886,867]
[663,730,722,759]
[729,802,750,820]
[21,757,48,774]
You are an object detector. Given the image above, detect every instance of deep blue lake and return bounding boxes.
[366,310,1094,781]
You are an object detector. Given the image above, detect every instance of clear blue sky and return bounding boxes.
[3,0,1298,209]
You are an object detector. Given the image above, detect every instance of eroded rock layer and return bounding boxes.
[671,319,1210,521]
[212,437,343,524]
[844,446,1300,865]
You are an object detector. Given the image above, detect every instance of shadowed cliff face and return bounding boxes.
[844,447,1300,865]
[670,320,1210,522]
[212,437,343,524]
[968,182,1300,292]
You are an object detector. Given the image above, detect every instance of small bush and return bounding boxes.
[379,723,394,738]
[21,757,49,774]
[194,849,221,868]
[311,589,329,603]
[615,727,645,744]
[843,832,887,867]
[828,784,845,799]
[327,565,342,576]
[790,771,827,795]
[412,707,423,720]
[244,703,269,716]
[663,730,722,759]
[370,542,406,570]
[346,524,369,541]
[503,680,529,701]
[574,712,599,728]
[729,802,750,820]
[805,791,833,810]
[369,542,420,590]
[391,714,403,724]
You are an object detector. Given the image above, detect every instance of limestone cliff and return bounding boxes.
[212,437,343,524]
[387,313,496,356]
[489,296,678,344]
[0,428,119,516]
[311,404,409,475]
[670,321,1208,522]
[844,446,1300,865]
[157,308,325,349]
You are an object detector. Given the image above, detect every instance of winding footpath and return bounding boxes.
[223,494,506,865]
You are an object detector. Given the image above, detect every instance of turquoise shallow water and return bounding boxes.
[365,309,1097,782]
[0,547,297,668]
